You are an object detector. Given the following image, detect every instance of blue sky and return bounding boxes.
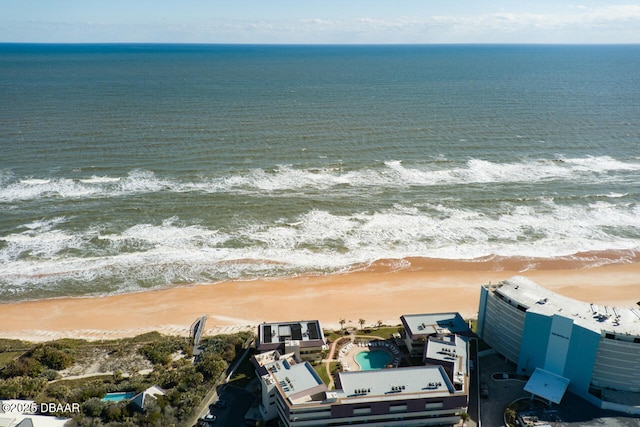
[2,0,640,44]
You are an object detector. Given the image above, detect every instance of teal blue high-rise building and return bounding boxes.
[477,277,640,414]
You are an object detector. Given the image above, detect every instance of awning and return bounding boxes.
[523,368,570,404]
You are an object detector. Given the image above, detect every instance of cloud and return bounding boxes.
[2,4,640,43]
[244,5,640,43]
[329,5,640,42]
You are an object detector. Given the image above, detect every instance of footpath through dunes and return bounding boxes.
[1,257,640,342]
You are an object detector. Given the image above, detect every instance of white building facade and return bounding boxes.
[254,358,468,427]
[252,317,470,426]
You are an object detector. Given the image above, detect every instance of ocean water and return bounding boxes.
[1,44,639,302]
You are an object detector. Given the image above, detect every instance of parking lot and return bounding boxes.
[200,384,255,427]
[478,353,640,427]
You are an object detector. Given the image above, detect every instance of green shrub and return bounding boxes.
[70,380,107,402]
[46,382,72,400]
[82,397,107,418]
[196,352,226,381]
[138,335,186,365]
[0,376,47,399]
[32,344,75,370]
[41,368,60,381]
[1,357,44,378]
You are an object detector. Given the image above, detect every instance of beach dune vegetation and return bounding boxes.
[0,331,255,426]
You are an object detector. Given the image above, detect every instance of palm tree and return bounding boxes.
[459,411,470,424]
[505,407,517,426]
[339,318,346,330]
[358,318,366,330]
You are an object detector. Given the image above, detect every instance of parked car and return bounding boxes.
[199,414,216,425]
[213,400,227,409]
[480,382,489,398]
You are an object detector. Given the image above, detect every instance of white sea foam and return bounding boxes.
[562,155,640,172]
[21,217,69,231]
[1,156,638,203]
[2,196,639,298]
[20,179,51,185]
[1,155,639,297]
[99,217,228,249]
[220,155,621,192]
[1,229,87,262]
[78,176,121,184]
[0,170,174,202]
[1,178,95,202]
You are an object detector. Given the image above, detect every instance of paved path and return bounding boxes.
[322,335,353,389]
[321,333,395,390]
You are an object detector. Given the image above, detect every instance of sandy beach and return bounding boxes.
[1,257,639,342]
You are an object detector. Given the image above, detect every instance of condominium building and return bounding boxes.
[252,351,468,427]
[477,276,640,413]
[252,317,470,426]
[256,320,327,363]
[400,312,472,357]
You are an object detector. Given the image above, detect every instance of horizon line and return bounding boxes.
[2,41,640,47]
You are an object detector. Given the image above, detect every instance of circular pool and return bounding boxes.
[355,350,392,370]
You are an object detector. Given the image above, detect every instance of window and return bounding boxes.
[353,407,371,415]
[425,402,443,410]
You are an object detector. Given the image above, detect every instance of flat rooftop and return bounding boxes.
[336,365,459,403]
[253,350,297,369]
[488,276,640,338]
[424,335,469,381]
[401,312,470,338]
[265,358,327,403]
[258,320,325,345]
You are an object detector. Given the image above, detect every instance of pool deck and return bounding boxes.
[337,339,402,372]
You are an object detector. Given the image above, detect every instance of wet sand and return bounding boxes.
[1,257,639,342]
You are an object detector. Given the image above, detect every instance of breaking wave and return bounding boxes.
[1,155,639,203]
[1,197,639,300]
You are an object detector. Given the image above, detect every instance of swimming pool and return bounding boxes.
[102,392,135,402]
[355,350,392,370]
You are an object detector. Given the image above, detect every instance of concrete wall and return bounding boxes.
[517,311,551,375]
[562,323,600,395]
[517,313,600,397]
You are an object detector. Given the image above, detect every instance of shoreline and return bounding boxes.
[1,258,639,342]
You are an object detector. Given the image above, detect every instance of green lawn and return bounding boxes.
[325,325,402,342]
[355,326,402,339]
[0,351,24,368]
[323,330,344,343]
[313,362,337,388]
